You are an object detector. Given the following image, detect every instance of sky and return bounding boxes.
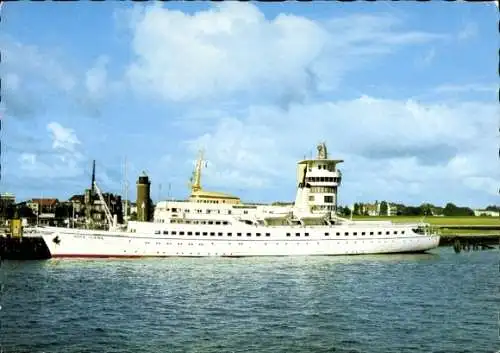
[0,1,498,208]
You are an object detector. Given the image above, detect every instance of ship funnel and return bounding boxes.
[136,174,151,222]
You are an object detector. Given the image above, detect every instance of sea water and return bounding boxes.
[0,247,497,353]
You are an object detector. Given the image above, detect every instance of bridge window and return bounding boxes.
[179,231,185,235]
[345,232,349,236]
[305,233,309,237]
[202,232,207,236]
[155,230,160,234]
[195,232,200,235]
[336,232,340,236]
[171,231,176,235]
[370,232,374,235]
[265,233,270,237]
[218,232,223,236]
[237,233,242,237]
[256,233,261,237]
[286,233,291,237]
[325,232,329,236]
[163,231,168,234]
[247,233,251,237]
[296,233,300,237]
[210,232,215,236]
[227,233,232,236]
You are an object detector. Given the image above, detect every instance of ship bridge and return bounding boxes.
[294,142,343,215]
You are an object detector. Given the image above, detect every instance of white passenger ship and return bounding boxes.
[37,143,440,258]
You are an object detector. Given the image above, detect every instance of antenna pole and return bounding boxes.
[124,157,128,221]
[91,160,96,203]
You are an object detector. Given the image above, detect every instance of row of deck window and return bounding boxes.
[169,220,230,225]
[306,177,340,183]
[151,230,405,236]
[155,230,272,237]
[322,230,405,236]
[166,208,246,215]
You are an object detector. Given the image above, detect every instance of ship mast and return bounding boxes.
[123,157,128,221]
[190,149,205,193]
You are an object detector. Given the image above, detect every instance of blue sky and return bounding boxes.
[1,1,498,208]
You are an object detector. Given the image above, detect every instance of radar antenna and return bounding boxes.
[317,142,328,159]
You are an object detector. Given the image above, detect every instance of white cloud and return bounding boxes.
[465,176,498,195]
[4,3,494,208]
[47,122,81,153]
[0,37,76,117]
[85,56,110,101]
[458,22,478,41]
[18,156,84,180]
[123,3,446,104]
[0,35,119,119]
[1,38,76,92]
[83,55,124,108]
[416,48,436,67]
[17,122,86,183]
[19,153,37,166]
[433,83,497,94]
[3,73,20,91]
[176,96,498,206]
[185,118,287,189]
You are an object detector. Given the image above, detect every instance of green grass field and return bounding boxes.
[437,229,500,235]
[352,216,500,226]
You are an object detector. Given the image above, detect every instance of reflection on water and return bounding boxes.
[0,247,495,353]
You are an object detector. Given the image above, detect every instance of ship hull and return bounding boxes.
[38,226,440,258]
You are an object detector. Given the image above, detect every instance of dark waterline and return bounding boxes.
[0,247,497,353]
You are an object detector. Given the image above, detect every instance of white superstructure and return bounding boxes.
[37,143,440,258]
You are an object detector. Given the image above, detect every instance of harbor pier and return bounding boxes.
[0,235,51,260]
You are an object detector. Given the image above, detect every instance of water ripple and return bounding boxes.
[0,248,497,353]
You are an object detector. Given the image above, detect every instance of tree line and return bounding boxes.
[336,201,493,217]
